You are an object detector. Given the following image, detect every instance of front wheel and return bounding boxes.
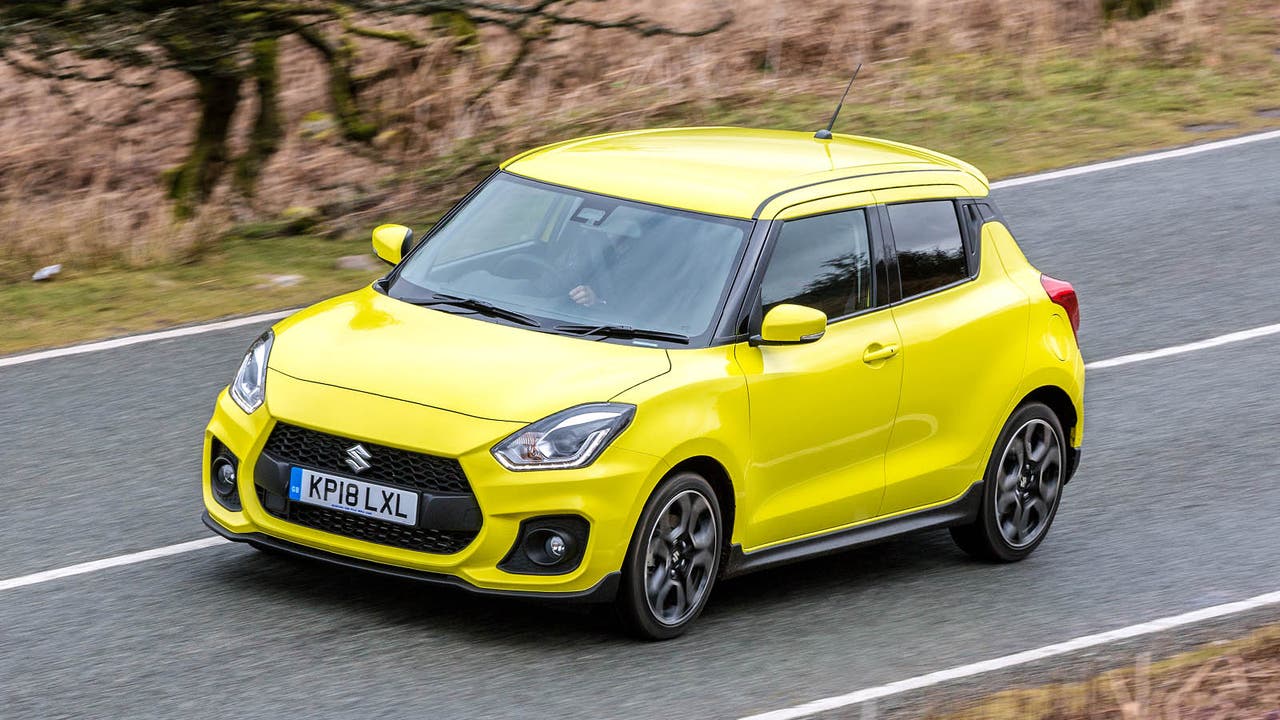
[951,402,1066,562]
[616,472,723,640]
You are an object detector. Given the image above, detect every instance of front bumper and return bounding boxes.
[202,512,620,601]
[203,371,668,597]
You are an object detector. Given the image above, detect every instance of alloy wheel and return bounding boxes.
[643,489,718,626]
[994,418,1063,549]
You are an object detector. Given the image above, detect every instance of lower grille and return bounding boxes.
[259,490,477,555]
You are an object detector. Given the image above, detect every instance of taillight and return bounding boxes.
[1040,274,1079,336]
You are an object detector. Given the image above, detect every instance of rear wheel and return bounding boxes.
[951,402,1065,562]
[616,472,723,640]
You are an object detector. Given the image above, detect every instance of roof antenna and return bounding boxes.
[814,63,862,140]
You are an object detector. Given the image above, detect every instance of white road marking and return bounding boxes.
[0,537,227,592]
[0,129,1277,371]
[0,310,294,369]
[990,129,1280,190]
[1085,321,1280,369]
[739,589,1280,720]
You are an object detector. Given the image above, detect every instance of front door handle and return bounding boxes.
[862,343,900,364]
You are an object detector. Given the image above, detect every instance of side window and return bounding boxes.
[760,209,873,320]
[887,201,968,298]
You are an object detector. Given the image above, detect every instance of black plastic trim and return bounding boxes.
[1065,446,1082,485]
[958,200,984,277]
[722,480,984,578]
[751,168,965,218]
[203,513,620,603]
[498,515,591,575]
[733,200,895,341]
[253,447,482,532]
[713,218,776,342]
[873,204,902,304]
[210,439,242,512]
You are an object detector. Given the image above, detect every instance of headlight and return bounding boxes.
[492,403,635,471]
[229,330,273,414]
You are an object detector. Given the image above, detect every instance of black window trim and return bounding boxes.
[729,201,891,341]
[879,197,985,307]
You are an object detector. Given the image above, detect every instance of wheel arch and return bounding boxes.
[1018,384,1081,482]
[666,455,736,564]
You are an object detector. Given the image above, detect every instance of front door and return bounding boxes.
[736,194,903,550]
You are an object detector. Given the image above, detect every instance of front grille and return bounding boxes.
[262,422,471,494]
[258,423,480,554]
[259,490,477,555]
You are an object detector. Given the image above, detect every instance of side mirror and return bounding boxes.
[752,304,827,346]
[372,224,414,265]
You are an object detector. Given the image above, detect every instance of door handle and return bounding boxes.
[862,343,900,364]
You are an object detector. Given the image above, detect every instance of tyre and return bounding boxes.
[951,402,1066,562]
[616,472,723,640]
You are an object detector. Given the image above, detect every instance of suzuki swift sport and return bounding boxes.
[202,127,1084,639]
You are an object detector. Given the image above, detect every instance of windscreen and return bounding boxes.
[390,174,752,339]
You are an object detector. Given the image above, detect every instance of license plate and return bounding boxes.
[288,467,419,526]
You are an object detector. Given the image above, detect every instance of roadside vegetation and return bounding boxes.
[1,0,1277,352]
[932,622,1280,719]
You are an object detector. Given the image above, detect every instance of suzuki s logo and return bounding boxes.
[344,444,373,473]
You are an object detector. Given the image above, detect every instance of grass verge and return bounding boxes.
[3,236,374,354]
[933,622,1280,719]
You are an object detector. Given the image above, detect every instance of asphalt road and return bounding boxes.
[3,134,1280,719]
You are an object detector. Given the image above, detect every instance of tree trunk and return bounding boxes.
[167,71,241,218]
[330,37,377,141]
[296,27,377,142]
[233,38,283,199]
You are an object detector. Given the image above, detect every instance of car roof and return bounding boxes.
[501,127,989,220]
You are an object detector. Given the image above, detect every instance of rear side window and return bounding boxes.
[760,209,873,319]
[887,201,968,298]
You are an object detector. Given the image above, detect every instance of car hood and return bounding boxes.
[267,287,671,423]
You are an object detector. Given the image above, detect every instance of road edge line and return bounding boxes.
[0,310,295,369]
[738,588,1280,720]
[1085,321,1280,370]
[990,129,1280,189]
[0,537,228,592]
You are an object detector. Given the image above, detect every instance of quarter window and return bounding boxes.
[760,209,873,319]
[887,201,968,297]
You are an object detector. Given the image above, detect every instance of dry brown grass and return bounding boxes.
[933,623,1280,719]
[0,0,1266,282]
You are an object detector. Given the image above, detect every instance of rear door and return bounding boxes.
[735,193,903,549]
[876,187,1030,515]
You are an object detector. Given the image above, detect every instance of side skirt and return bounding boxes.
[722,480,984,578]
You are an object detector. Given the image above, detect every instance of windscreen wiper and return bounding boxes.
[554,323,690,344]
[407,293,542,327]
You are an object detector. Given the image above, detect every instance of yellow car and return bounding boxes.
[203,127,1083,639]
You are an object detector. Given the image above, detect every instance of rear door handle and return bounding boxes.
[862,343,900,364]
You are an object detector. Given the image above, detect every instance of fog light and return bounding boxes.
[498,516,590,575]
[212,458,237,498]
[545,534,567,560]
[526,528,572,567]
[210,440,241,511]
